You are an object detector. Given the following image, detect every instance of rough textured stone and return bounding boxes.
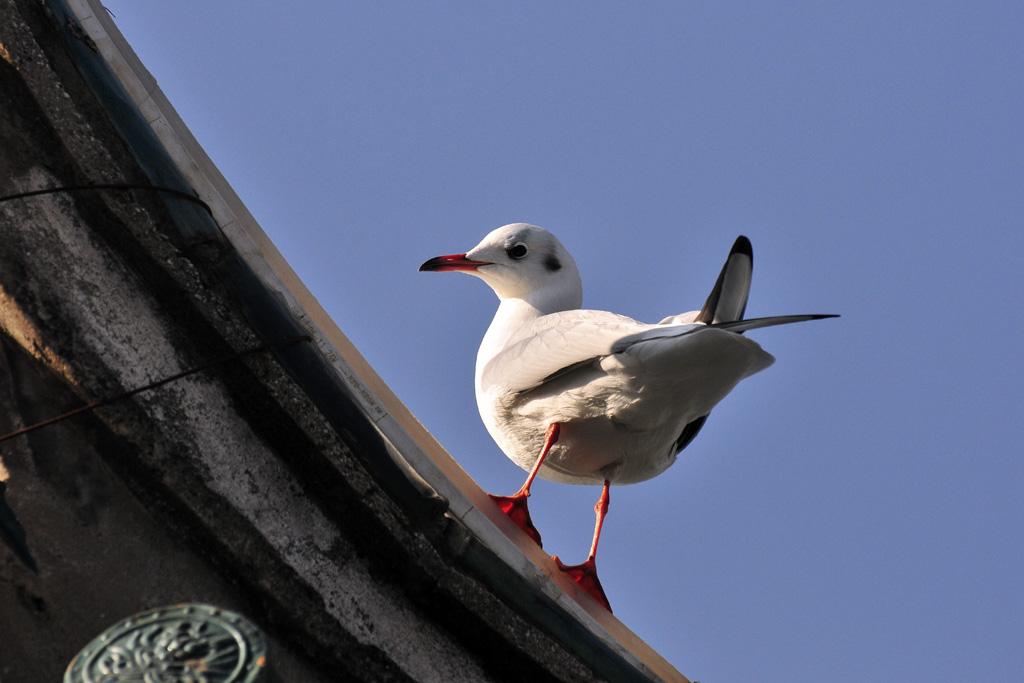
[0,2,639,682]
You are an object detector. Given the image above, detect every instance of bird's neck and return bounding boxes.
[474,298,547,387]
[474,275,582,387]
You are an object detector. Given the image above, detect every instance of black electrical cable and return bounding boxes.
[0,183,213,216]
[0,335,310,444]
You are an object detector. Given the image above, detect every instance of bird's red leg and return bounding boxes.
[552,479,612,611]
[488,422,560,547]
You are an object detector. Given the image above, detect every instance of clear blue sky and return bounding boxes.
[103,3,1022,681]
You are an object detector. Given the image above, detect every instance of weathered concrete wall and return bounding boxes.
[0,1,623,681]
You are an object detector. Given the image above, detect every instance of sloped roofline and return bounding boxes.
[55,2,689,680]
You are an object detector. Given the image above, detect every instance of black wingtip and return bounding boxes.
[710,313,840,333]
[731,235,752,260]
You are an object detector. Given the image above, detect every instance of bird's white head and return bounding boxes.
[420,223,583,313]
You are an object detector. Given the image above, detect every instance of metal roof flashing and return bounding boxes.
[52,1,691,680]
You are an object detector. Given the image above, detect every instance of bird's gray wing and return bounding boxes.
[484,309,838,395]
[480,310,649,394]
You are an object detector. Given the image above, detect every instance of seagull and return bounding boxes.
[420,223,836,610]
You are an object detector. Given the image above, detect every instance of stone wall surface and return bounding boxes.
[0,1,620,681]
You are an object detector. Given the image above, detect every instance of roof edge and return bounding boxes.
[53,2,690,680]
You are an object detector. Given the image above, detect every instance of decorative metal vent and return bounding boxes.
[64,604,270,683]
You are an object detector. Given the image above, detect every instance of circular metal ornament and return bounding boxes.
[64,603,269,683]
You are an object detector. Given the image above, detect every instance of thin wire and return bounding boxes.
[0,183,213,216]
[0,335,311,444]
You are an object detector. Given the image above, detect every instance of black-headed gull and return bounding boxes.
[420,223,836,609]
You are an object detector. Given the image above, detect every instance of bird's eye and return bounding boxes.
[506,242,529,259]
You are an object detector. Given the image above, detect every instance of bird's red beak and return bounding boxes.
[419,253,492,272]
